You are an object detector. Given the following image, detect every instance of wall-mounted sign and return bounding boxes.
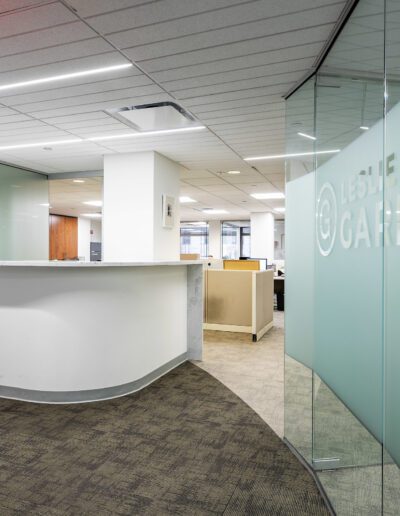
[162,194,175,228]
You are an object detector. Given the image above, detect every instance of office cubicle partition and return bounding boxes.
[285,0,400,513]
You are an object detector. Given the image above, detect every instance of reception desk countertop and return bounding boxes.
[0,260,202,267]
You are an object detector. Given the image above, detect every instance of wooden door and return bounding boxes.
[49,214,78,260]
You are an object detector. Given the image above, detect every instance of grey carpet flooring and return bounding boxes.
[0,362,329,515]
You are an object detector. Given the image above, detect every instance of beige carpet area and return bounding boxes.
[199,311,285,437]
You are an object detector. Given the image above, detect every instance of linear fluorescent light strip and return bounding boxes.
[297,132,316,141]
[0,139,83,151]
[251,192,285,200]
[203,209,228,214]
[244,149,340,161]
[0,63,133,92]
[0,127,206,151]
[87,126,205,142]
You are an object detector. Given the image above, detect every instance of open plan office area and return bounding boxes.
[0,1,399,515]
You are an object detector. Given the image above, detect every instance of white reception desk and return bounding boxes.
[0,261,203,403]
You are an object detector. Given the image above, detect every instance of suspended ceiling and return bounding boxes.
[0,0,349,219]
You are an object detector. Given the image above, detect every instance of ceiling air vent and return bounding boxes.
[105,101,197,132]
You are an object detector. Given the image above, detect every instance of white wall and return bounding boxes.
[103,152,154,262]
[90,219,102,242]
[153,152,181,261]
[274,220,285,260]
[208,220,221,258]
[250,212,275,261]
[103,151,180,262]
[77,217,91,261]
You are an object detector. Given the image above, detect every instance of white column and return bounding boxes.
[208,220,221,258]
[103,151,181,262]
[77,217,91,261]
[250,212,275,262]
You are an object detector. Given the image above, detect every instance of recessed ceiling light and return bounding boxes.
[360,126,369,130]
[244,149,340,161]
[82,213,102,218]
[73,179,85,183]
[297,132,316,141]
[39,203,51,207]
[180,196,196,203]
[202,209,228,214]
[227,170,241,174]
[251,193,285,200]
[275,207,286,213]
[83,200,102,207]
[0,63,133,92]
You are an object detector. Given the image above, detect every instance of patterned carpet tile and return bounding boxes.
[0,362,328,515]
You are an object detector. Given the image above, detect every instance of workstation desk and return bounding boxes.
[0,261,203,404]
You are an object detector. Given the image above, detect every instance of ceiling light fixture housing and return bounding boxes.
[105,101,199,132]
[180,196,196,203]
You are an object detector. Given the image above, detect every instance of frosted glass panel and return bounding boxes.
[384,4,400,511]
[0,163,49,260]
[284,0,400,513]
[313,105,384,439]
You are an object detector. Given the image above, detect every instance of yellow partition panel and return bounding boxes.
[223,259,260,271]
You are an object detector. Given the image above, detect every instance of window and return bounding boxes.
[222,221,250,259]
[180,222,208,257]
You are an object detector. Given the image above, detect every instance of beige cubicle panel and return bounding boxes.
[204,269,273,341]
[180,253,200,260]
[254,269,274,337]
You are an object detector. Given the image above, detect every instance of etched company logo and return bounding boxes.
[316,182,337,256]
[316,153,400,257]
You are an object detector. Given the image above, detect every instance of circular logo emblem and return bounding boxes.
[316,182,337,256]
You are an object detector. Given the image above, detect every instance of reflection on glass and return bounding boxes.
[284,355,312,462]
[284,76,315,468]
[0,163,49,260]
[180,222,209,257]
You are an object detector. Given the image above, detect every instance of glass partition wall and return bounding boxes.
[284,0,400,513]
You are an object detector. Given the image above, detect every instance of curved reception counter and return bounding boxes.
[0,261,203,403]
